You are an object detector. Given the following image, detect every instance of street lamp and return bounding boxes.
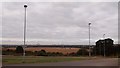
[103,34,106,57]
[23,4,27,63]
[88,23,91,57]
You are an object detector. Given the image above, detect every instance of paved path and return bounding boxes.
[3,58,119,66]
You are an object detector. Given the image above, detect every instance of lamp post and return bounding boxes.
[88,23,91,57]
[103,34,106,57]
[23,4,27,63]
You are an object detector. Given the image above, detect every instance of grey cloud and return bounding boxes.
[2,2,118,45]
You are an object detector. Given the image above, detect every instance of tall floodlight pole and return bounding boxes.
[23,4,27,63]
[103,34,106,57]
[88,23,91,57]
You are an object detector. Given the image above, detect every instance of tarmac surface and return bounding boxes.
[3,58,119,66]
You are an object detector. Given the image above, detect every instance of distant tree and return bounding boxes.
[55,52,63,56]
[2,49,15,55]
[94,40,104,56]
[114,44,120,57]
[34,51,38,56]
[7,49,10,52]
[76,48,88,56]
[37,49,46,56]
[105,38,114,56]
[41,50,46,53]
[94,38,114,56]
[16,46,24,53]
[26,51,34,56]
[51,52,56,56]
[69,52,76,56]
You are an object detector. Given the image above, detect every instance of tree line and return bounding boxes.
[3,46,90,56]
[2,38,120,57]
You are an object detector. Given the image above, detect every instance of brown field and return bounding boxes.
[3,47,80,54]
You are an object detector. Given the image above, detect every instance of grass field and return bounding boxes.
[2,56,93,64]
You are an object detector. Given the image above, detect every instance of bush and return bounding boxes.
[35,50,47,56]
[2,49,15,55]
[15,46,24,56]
[26,51,34,56]
[34,50,64,56]
[46,52,63,56]
[68,52,76,56]
[16,46,24,53]
[76,48,89,56]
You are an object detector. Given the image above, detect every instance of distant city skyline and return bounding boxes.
[2,2,118,45]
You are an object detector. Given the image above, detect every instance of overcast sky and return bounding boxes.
[2,2,118,45]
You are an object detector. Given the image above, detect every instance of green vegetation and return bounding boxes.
[2,49,15,55]
[2,38,120,65]
[93,38,120,56]
[76,48,88,56]
[3,56,91,64]
[16,46,24,53]
[3,38,120,57]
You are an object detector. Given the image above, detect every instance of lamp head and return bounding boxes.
[89,23,91,25]
[24,4,27,8]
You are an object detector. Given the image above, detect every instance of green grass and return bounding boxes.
[3,56,92,64]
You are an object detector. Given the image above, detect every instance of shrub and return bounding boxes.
[76,48,89,56]
[16,46,24,53]
[36,50,47,56]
